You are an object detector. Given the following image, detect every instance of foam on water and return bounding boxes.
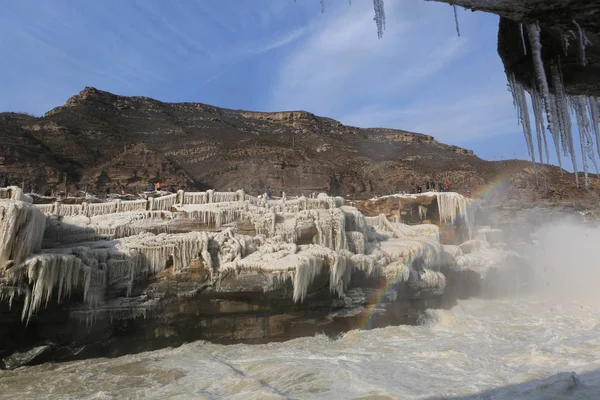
[1,296,599,400]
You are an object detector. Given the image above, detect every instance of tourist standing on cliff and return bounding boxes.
[266,187,272,199]
[439,183,444,192]
[445,182,450,192]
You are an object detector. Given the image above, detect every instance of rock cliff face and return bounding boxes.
[2,87,598,208]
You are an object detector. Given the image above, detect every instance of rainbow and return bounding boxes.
[356,227,441,332]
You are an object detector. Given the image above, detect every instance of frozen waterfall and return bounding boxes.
[0,189,496,324]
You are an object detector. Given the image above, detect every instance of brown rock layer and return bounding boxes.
[1,88,599,210]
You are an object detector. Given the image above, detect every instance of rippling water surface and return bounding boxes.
[2,295,599,399]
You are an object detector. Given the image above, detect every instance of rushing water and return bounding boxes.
[1,296,599,400]
[2,219,599,399]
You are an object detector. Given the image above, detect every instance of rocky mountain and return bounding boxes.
[0,87,598,206]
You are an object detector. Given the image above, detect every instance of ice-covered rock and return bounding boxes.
[0,201,46,273]
[0,190,523,361]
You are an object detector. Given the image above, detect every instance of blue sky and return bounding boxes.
[0,0,560,164]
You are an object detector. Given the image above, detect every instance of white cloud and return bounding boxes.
[340,90,519,143]
[268,0,519,144]
[255,26,308,54]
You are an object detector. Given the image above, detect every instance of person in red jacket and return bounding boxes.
[445,182,450,192]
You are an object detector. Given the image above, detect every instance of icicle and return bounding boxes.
[528,85,550,164]
[372,0,386,39]
[550,63,572,158]
[550,62,579,185]
[570,96,599,186]
[418,205,427,220]
[452,5,460,37]
[576,97,599,176]
[508,73,536,166]
[0,202,46,272]
[435,192,473,239]
[527,23,563,169]
[6,254,91,323]
[520,24,527,56]
[570,97,589,187]
[588,97,600,159]
[151,193,177,211]
[572,20,588,67]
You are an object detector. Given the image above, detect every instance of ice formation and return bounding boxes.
[0,189,505,325]
[508,73,536,165]
[372,0,386,39]
[507,23,600,187]
[0,201,46,272]
[369,192,473,238]
[7,253,91,322]
[519,24,527,56]
[590,97,600,158]
[528,24,563,167]
[418,205,428,220]
[316,0,385,39]
[529,82,551,164]
[452,5,460,37]
[0,186,33,203]
[435,192,474,239]
[572,20,589,67]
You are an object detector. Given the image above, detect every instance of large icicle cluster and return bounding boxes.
[0,201,46,272]
[507,23,600,187]
[7,253,91,322]
[435,192,474,239]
